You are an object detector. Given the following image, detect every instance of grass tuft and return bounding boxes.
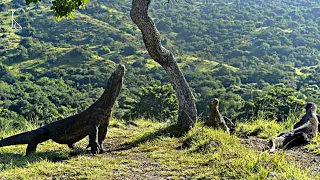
[237,119,286,139]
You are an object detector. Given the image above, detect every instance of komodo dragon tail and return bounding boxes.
[0,129,40,147]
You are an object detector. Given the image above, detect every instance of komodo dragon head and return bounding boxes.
[105,64,125,98]
[209,98,219,109]
[95,64,125,109]
[305,102,316,112]
[110,64,125,85]
[305,102,317,116]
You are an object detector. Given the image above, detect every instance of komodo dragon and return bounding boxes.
[269,102,318,152]
[204,98,231,133]
[0,64,125,155]
[294,102,320,132]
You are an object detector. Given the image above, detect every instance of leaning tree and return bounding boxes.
[25,0,197,132]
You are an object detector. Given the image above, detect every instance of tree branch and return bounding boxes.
[131,0,197,131]
[130,0,171,65]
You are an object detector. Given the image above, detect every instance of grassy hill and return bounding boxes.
[0,119,319,179]
[0,1,320,178]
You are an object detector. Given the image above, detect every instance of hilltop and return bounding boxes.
[0,119,319,179]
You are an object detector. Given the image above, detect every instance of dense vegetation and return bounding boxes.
[1,0,320,128]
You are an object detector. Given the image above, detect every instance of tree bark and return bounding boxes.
[130,0,197,131]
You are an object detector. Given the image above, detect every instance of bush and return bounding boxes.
[120,45,137,56]
[128,84,178,122]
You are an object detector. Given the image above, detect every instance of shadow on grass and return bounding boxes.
[0,124,188,168]
[106,124,187,152]
[0,149,88,170]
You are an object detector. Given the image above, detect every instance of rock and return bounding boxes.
[196,140,221,152]
[247,128,263,136]
[267,172,280,178]
[125,121,138,127]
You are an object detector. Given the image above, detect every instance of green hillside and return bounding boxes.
[0,0,320,125]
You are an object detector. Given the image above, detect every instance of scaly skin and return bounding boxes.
[269,102,318,153]
[293,102,314,129]
[205,98,230,133]
[0,64,125,155]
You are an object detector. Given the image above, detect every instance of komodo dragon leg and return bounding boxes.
[283,132,310,149]
[98,125,108,153]
[26,128,50,155]
[26,141,39,156]
[88,119,103,154]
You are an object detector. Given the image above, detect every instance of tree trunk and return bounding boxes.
[130,0,197,131]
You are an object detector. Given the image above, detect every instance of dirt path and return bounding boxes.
[240,136,320,176]
[102,135,166,180]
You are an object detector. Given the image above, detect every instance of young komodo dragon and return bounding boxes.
[0,64,125,155]
[204,98,232,133]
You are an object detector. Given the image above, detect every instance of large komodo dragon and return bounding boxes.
[0,64,125,155]
[269,102,318,152]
